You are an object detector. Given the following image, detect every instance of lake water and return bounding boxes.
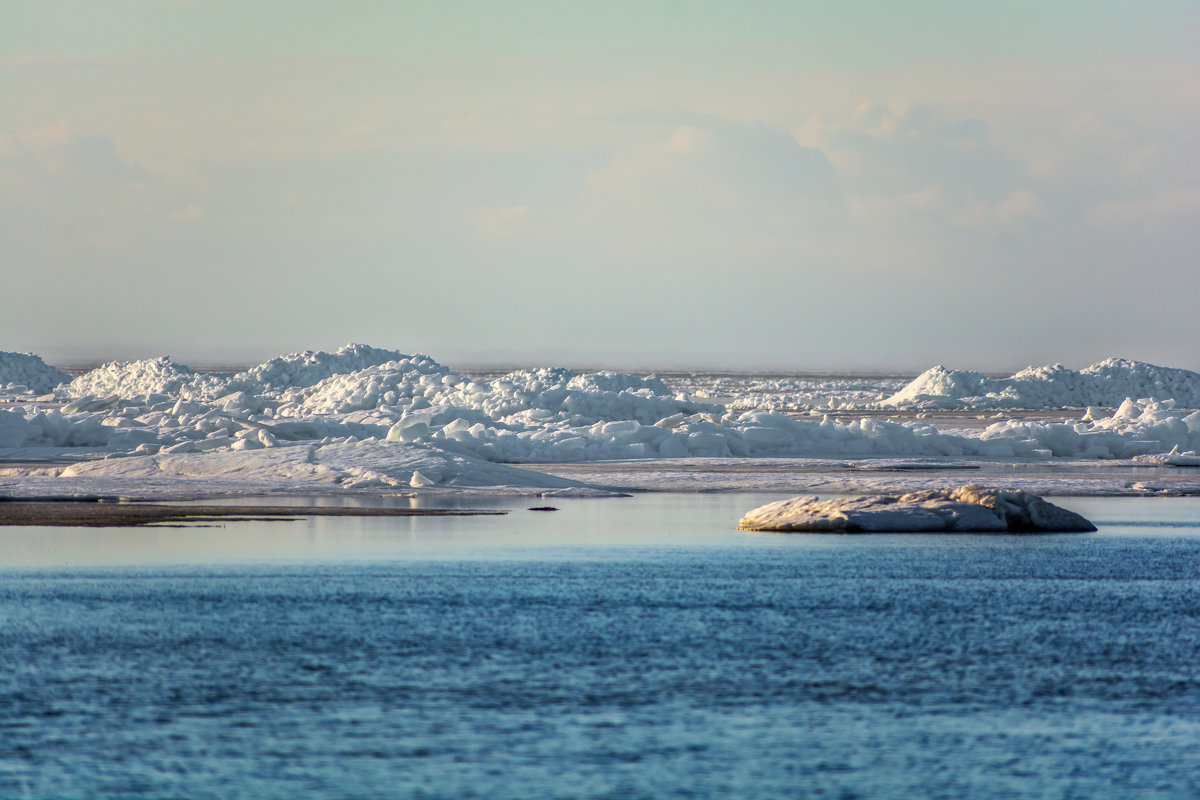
[3,494,1200,798]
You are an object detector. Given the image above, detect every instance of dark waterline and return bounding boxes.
[2,497,1199,799]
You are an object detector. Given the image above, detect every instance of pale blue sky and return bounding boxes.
[2,1,1198,370]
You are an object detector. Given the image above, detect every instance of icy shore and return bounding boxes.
[2,345,1199,498]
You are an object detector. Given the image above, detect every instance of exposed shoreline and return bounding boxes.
[0,501,505,527]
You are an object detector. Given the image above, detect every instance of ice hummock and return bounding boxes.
[64,343,414,401]
[232,343,412,391]
[0,351,71,395]
[67,356,226,400]
[885,358,1200,410]
[737,485,1096,533]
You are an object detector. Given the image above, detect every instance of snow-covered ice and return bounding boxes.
[0,352,70,395]
[672,372,906,412]
[737,485,1096,532]
[57,440,598,494]
[883,358,1200,410]
[2,345,1200,499]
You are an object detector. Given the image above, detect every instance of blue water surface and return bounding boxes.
[2,495,1199,799]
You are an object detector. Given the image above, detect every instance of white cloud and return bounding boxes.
[576,118,842,261]
[663,125,715,155]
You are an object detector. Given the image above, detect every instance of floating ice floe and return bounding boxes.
[884,358,1200,410]
[737,485,1096,533]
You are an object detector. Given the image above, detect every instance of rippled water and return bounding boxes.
[3,496,1200,799]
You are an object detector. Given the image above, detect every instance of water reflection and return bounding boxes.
[2,494,1199,569]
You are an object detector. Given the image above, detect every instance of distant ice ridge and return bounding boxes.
[67,357,227,400]
[231,343,411,392]
[64,344,414,401]
[0,352,70,394]
[677,373,906,412]
[4,344,1200,495]
[885,358,1200,410]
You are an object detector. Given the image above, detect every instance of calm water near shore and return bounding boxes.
[3,494,1199,798]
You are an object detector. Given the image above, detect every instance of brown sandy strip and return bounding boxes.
[0,503,506,527]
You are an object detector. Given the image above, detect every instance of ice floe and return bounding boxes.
[737,485,1096,532]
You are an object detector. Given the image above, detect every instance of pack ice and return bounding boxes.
[3,344,1200,495]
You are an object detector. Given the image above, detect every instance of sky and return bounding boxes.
[2,1,1198,371]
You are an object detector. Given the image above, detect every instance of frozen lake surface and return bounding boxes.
[3,494,1200,799]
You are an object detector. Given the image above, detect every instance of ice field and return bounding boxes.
[2,344,1200,500]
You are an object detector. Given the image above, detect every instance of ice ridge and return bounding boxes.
[886,358,1200,410]
[4,346,1200,494]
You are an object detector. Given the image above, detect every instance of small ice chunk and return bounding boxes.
[387,417,430,443]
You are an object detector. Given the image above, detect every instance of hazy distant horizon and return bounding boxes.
[4,2,1197,373]
[25,340,1199,380]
